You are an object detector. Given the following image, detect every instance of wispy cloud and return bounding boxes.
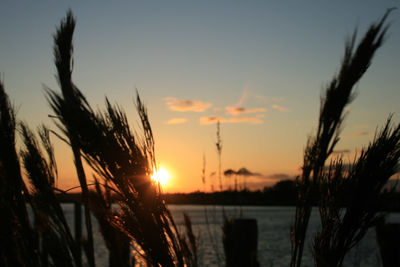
[353,124,370,130]
[165,97,212,112]
[353,131,369,137]
[200,116,227,125]
[271,104,289,112]
[236,89,249,107]
[224,172,296,190]
[200,116,263,125]
[224,167,261,177]
[225,106,266,116]
[332,149,351,155]
[229,117,263,124]
[165,118,188,125]
[266,173,293,180]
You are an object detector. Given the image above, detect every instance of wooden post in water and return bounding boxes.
[223,218,259,267]
[74,202,82,262]
[376,219,400,267]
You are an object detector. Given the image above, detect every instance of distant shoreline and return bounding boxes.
[56,192,400,212]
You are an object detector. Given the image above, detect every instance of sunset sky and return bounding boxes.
[1,1,399,192]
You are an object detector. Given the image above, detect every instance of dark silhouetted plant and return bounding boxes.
[181,212,199,267]
[20,123,82,267]
[46,10,193,267]
[47,10,96,267]
[313,117,400,267]
[0,80,40,267]
[290,8,395,267]
[216,121,223,191]
[88,179,133,267]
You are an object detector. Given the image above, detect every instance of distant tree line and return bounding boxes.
[163,179,400,209]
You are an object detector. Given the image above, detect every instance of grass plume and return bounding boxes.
[0,80,39,266]
[313,117,400,267]
[46,10,192,267]
[290,8,394,267]
[48,10,96,267]
[20,123,82,267]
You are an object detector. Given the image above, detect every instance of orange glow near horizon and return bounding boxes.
[151,167,170,187]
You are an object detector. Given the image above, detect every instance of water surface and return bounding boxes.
[61,204,400,266]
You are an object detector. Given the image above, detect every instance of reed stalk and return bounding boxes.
[313,117,400,267]
[88,180,133,267]
[48,11,96,267]
[216,121,223,191]
[290,9,393,267]
[46,10,193,267]
[0,80,39,266]
[20,123,82,267]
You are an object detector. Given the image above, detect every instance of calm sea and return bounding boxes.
[60,204,400,267]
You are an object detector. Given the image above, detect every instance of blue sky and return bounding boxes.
[1,1,399,192]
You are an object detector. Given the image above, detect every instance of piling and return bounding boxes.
[223,218,259,267]
[376,218,400,267]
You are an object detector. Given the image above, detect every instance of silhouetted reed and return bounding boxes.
[290,8,395,267]
[88,179,133,266]
[48,11,96,267]
[313,117,400,267]
[216,121,223,191]
[20,123,82,267]
[181,212,199,267]
[0,9,199,267]
[46,11,194,267]
[0,81,40,266]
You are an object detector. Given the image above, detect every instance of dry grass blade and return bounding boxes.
[216,121,223,191]
[313,118,400,267]
[89,180,133,267]
[38,126,58,186]
[20,123,82,267]
[46,11,190,267]
[0,81,39,266]
[181,212,199,267]
[46,10,97,267]
[290,9,393,267]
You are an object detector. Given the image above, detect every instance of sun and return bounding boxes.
[151,167,170,187]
